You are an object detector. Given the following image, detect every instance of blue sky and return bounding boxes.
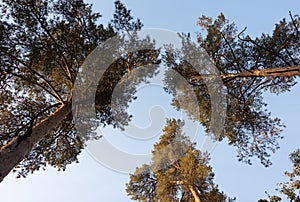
[1,0,300,201]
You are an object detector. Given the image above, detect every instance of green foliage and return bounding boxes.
[258,196,282,202]
[163,13,299,167]
[259,150,300,202]
[276,149,300,201]
[0,0,158,177]
[111,0,143,32]
[126,119,234,201]
[1,3,300,197]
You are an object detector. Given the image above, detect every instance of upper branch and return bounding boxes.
[30,6,74,84]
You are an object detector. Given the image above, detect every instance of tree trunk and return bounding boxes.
[0,102,72,183]
[188,184,201,202]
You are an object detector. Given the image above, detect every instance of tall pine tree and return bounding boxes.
[0,0,159,182]
[126,119,235,202]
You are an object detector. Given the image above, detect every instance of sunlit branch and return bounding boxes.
[221,65,300,79]
[30,6,74,84]
[190,66,300,82]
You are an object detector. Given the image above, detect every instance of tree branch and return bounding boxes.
[221,65,300,79]
[190,66,300,81]
[238,30,291,66]
[30,6,74,84]
[4,103,61,136]
[289,11,300,36]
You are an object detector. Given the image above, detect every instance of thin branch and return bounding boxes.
[284,47,297,65]
[241,77,256,97]
[237,27,248,42]
[5,103,61,136]
[220,54,236,67]
[289,11,300,36]
[238,29,291,66]
[248,79,271,97]
[6,68,62,102]
[220,31,244,72]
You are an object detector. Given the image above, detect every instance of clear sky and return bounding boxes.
[1,1,300,202]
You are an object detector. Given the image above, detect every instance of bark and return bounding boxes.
[188,184,201,202]
[0,102,72,183]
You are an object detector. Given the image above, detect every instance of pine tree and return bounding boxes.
[261,149,300,202]
[126,119,235,202]
[0,0,299,191]
[163,13,299,167]
[0,0,159,182]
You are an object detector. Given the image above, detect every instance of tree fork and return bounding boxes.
[0,102,72,183]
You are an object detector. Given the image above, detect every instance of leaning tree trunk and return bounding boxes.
[0,102,72,183]
[188,184,202,202]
